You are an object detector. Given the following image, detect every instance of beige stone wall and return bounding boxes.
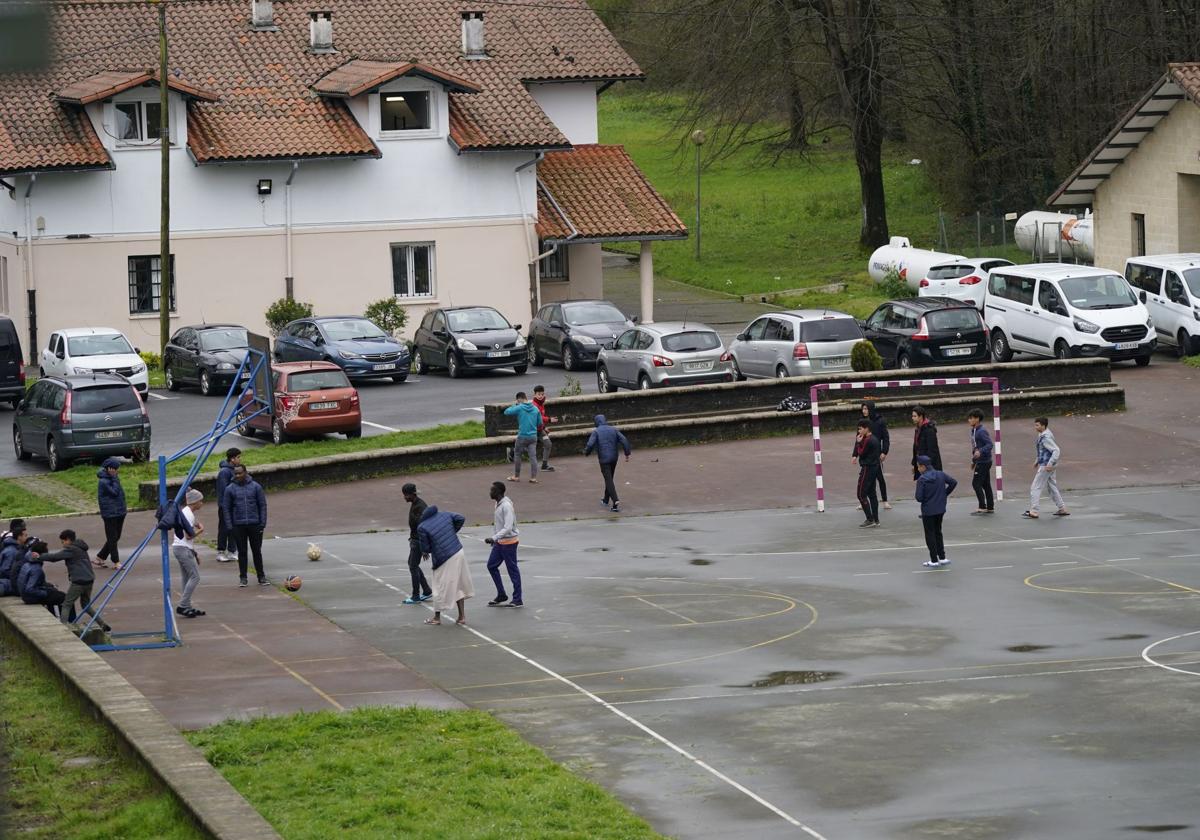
[22,219,531,351]
[1093,103,1200,270]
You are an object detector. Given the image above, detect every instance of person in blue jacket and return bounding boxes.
[95,457,126,569]
[583,415,631,513]
[417,505,474,626]
[214,447,242,562]
[222,464,269,588]
[504,392,543,483]
[915,455,958,568]
[967,409,994,514]
[18,542,66,617]
[0,519,30,596]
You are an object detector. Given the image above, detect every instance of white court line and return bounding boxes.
[1032,546,1069,551]
[1104,557,1140,563]
[362,420,400,432]
[974,565,1013,570]
[146,392,176,401]
[1041,561,1078,566]
[1142,631,1200,678]
[854,572,889,577]
[322,547,826,837]
[1170,554,1200,559]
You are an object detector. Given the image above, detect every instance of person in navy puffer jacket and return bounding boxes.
[18,543,66,617]
[583,415,631,512]
[915,455,958,569]
[214,448,242,563]
[0,520,31,596]
[222,465,269,587]
[417,505,473,626]
[96,457,127,569]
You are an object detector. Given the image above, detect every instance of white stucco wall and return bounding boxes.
[539,242,603,305]
[528,83,599,145]
[1093,102,1200,270]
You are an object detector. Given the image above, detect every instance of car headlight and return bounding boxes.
[340,349,363,360]
[73,366,91,375]
[1146,316,1154,328]
[514,336,526,348]
[457,339,478,351]
[1072,317,1100,334]
[131,363,146,374]
[574,335,596,345]
[217,362,234,371]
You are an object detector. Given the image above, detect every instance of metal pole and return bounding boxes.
[810,385,824,512]
[158,454,177,642]
[992,378,1004,501]
[976,211,981,257]
[156,0,171,356]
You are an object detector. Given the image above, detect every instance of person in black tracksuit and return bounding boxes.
[858,400,892,510]
[911,405,943,480]
[853,419,882,527]
[967,409,994,513]
[401,483,433,604]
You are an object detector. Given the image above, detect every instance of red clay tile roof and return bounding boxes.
[312,59,479,97]
[0,0,642,175]
[56,69,218,105]
[536,145,687,242]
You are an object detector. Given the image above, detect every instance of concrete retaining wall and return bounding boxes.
[484,358,1112,435]
[0,601,281,840]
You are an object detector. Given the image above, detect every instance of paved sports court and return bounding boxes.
[267,486,1198,838]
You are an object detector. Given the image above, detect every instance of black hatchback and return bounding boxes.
[861,298,990,369]
[412,307,526,378]
[163,324,251,396]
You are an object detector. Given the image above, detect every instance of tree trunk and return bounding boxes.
[854,108,889,247]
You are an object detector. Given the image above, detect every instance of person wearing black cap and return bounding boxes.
[401,483,433,604]
[915,455,957,568]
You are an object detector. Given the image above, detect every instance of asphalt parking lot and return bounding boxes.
[270,485,1200,839]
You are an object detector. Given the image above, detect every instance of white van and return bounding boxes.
[984,264,1156,366]
[1123,254,1200,357]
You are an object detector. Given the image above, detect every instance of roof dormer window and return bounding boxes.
[114,101,164,143]
[380,91,430,132]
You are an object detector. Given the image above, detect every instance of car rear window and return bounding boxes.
[926,264,973,280]
[286,370,351,391]
[926,308,983,332]
[72,386,141,413]
[660,331,721,352]
[799,318,862,342]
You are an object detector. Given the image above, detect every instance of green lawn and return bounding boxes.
[0,639,205,839]
[0,479,71,517]
[188,707,665,840]
[1184,355,1200,368]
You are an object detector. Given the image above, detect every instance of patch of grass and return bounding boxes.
[0,479,71,517]
[0,638,205,839]
[46,421,486,506]
[187,706,665,840]
[1183,355,1200,368]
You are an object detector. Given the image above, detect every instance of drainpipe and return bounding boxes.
[533,178,580,309]
[285,162,299,300]
[514,153,543,318]
[23,175,37,363]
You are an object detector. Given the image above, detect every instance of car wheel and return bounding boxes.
[898,353,911,369]
[447,353,461,379]
[731,356,745,381]
[991,330,1013,363]
[413,351,428,374]
[165,365,180,392]
[528,343,543,367]
[47,437,65,472]
[272,419,288,446]
[13,427,30,461]
[1053,340,1072,361]
[638,374,653,391]
[236,413,256,438]
[1135,354,1151,367]
[390,375,407,384]
[562,344,577,371]
[513,365,528,376]
[199,369,212,396]
[1178,329,1193,358]
[775,365,789,380]
[346,426,362,439]
[597,366,616,393]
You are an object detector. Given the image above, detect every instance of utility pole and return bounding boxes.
[155,0,171,355]
[691,130,705,261]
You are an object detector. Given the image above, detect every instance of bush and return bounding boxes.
[364,298,408,336]
[877,267,915,300]
[139,351,162,371]
[559,374,583,397]
[265,298,314,336]
[850,340,883,372]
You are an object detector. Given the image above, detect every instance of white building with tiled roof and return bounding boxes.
[0,0,684,359]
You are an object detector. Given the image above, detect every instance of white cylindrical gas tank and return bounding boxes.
[868,237,965,290]
[1014,211,1094,262]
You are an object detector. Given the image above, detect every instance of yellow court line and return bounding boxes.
[615,591,798,626]
[1025,563,1200,596]
[220,622,345,711]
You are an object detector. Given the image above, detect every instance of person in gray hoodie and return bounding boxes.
[485,481,522,608]
[40,529,109,630]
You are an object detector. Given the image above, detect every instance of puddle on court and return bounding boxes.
[1006,644,1054,653]
[689,558,713,566]
[739,670,844,688]
[1105,634,1149,641]
[1125,827,1192,834]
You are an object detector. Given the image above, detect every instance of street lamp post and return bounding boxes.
[691,129,705,261]
[152,0,171,356]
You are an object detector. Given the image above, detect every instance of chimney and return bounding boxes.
[309,11,334,52]
[462,11,486,59]
[250,0,275,30]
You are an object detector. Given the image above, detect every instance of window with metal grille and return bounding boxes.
[128,255,177,314]
[539,245,569,281]
[390,243,434,297]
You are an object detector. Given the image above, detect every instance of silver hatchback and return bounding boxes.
[728,310,864,379]
[597,322,735,392]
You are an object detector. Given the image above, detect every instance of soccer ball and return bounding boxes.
[306,543,322,562]
[284,575,302,591]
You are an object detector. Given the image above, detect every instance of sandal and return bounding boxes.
[455,617,467,626]
[1022,511,1039,519]
[423,617,441,625]
[507,476,520,482]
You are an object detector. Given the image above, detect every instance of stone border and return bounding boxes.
[0,601,281,840]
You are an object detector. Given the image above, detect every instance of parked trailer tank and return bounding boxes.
[1014,211,1094,262]
[868,237,965,291]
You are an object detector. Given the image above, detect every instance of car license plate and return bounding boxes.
[372,363,396,371]
[684,361,713,372]
[94,430,123,439]
[822,357,850,367]
[944,347,974,357]
[1114,341,1138,350]
[486,350,510,358]
[310,401,338,411]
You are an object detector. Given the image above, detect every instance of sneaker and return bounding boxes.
[883,502,893,510]
[509,601,524,608]
[922,560,942,568]
[611,503,621,512]
[417,593,433,602]
[176,605,191,615]
[259,578,272,586]
[403,596,421,605]
[601,498,610,508]
[939,558,951,567]
[859,519,875,528]
[541,464,555,472]
[239,578,248,588]
[488,596,509,607]
[216,553,232,563]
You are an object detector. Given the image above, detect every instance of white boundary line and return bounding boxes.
[324,550,827,838]
[362,420,400,432]
[1142,630,1200,678]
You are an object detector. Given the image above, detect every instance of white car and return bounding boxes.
[918,257,1015,309]
[1124,254,1200,357]
[40,328,149,394]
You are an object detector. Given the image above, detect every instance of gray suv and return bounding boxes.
[728,310,863,379]
[14,375,151,471]
[596,322,734,392]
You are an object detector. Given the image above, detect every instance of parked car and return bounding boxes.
[861,298,990,369]
[0,316,26,409]
[527,300,634,370]
[412,306,527,378]
[918,257,1015,310]
[163,324,252,396]
[1124,253,1200,357]
[596,322,734,392]
[237,362,361,445]
[274,316,408,383]
[728,310,863,380]
[13,374,150,471]
[39,328,148,394]
[986,264,1155,365]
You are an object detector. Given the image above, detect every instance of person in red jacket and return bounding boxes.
[531,384,558,472]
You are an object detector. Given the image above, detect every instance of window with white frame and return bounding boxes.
[128,255,177,314]
[380,91,431,132]
[539,243,569,281]
[391,243,434,297]
[114,100,165,144]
